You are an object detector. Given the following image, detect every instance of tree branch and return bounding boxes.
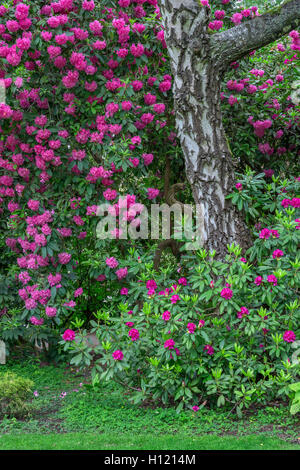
[165,182,186,208]
[153,239,181,271]
[211,0,300,70]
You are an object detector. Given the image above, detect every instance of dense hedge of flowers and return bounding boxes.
[222,34,300,175]
[0,0,178,345]
[0,0,299,410]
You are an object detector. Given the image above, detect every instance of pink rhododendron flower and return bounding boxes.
[15,3,30,21]
[162,310,171,321]
[187,322,196,334]
[73,215,84,226]
[64,300,76,308]
[146,280,157,290]
[30,316,44,326]
[147,188,159,200]
[74,288,83,298]
[106,257,118,269]
[237,307,249,319]
[164,339,175,350]
[283,331,296,343]
[204,345,214,355]
[159,80,171,93]
[259,228,271,239]
[220,288,233,300]
[171,294,180,304]
[128,328,139,341]
[270,230,279,238]
[82,0,95,11]
[116,267,128,280]
[267,274,278,286]
[46,306,57,317]
[112,350,124,360]
[215,10,225,20]
[209,20,223,31]
[103,188,117,201]
[58,253,71,265]
[263,169,274,178]
[272,249,284,259]
[62,329,75,341]
[231,13,243,25]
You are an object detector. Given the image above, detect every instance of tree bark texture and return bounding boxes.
[158,0,300,258]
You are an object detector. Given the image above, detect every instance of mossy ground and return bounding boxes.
[0,358,299,450]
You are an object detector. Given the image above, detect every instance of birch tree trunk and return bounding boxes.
[158,0,300,258]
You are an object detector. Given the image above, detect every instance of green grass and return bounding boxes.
[0,359,299,450]
[0,432,299,451]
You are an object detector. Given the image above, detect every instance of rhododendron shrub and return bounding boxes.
[62,173,299,413]
[0,0,180,347]
[219,7,300,171]
[222,37,300,175]
[0,0,299,406]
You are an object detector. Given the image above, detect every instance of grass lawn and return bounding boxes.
[0,432,299,450]
[0,359,299,451]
